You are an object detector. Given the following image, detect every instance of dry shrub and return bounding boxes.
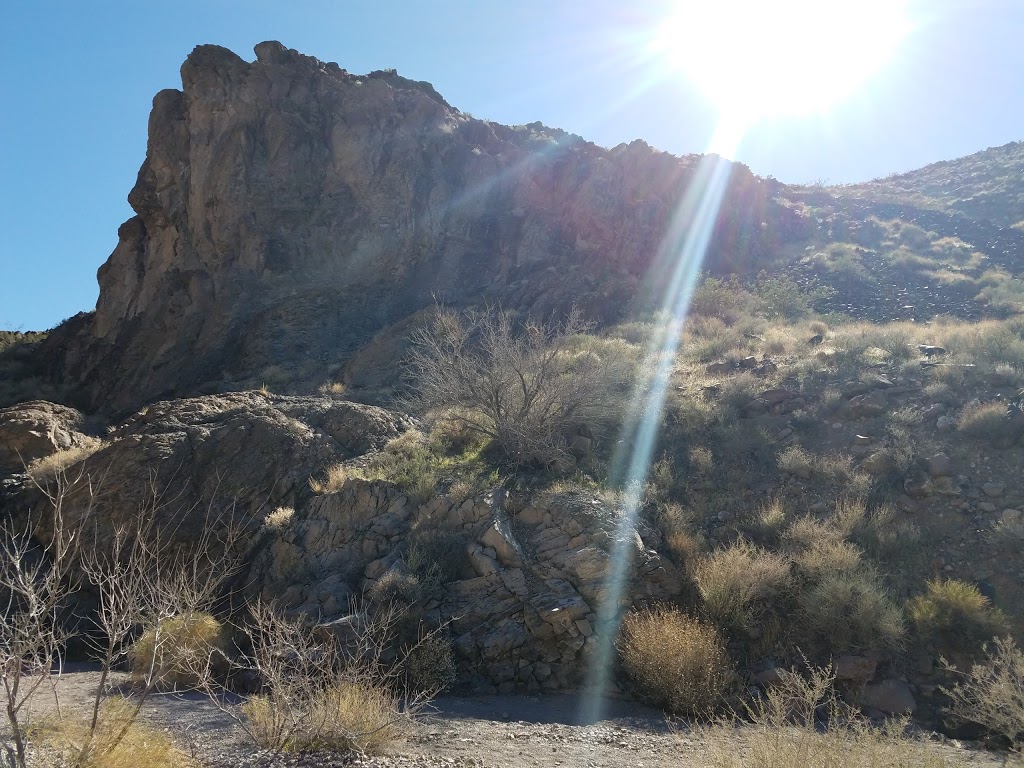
[742,500,790,546]
[27,436,103,480]
[778,445,815,478]
[225,603,416,756]
[407,305,630,465]
[798,570,905,655]
[405,526,468,592]
[244,681,401,754]
[618,607,733,717]
[696,665,965,767]
[836,500,922,576]
[39,698,195,768]
[942,636,1024,749]
[401,633,457,695]
[694,541,793,638]
[128,612,227,689]
[264,506,295,530]
[958,401,1020,444]
[366,569,421,605]
[908,579,1009,655]
[793,538,863,583]
[784,515,839,552]
[664,529,701,568]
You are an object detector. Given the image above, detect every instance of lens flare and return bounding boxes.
[655,0,911,120]
[581,120,742,723]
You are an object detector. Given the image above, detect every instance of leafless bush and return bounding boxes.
[406,305,631,466]
[198,601,431,755]
[942,636,1024,749]
[696,665,963,767]
[1,470,90,768]
[1,467,245,768]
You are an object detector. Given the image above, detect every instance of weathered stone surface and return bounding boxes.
[926,453,953,477]
[8,393,410,558]
[834,655,877,682]
[861,679,917,715]
[480,515,524,567]
[0,401,90,472]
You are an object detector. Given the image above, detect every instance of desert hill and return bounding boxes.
[2,41,1024,766]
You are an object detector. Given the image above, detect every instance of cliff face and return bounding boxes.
[53,41,798,414]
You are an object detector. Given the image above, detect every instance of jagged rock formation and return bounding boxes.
[45,41,799,415]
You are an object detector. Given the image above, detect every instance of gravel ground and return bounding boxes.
[9,666,1008,768]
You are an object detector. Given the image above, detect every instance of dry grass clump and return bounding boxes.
[243,681,402,754]
[792,538,863,583]
[694,541,793,639]
[38,698,195,768]
[27,436,103,480]
[695,665,964,768]
[941,636,1024,750]
[128,612,228,689]
[618,607,733,717]
[309,462,357,494]
[908,579,1009,655]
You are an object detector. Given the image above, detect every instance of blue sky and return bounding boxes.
[2,0,1022,331]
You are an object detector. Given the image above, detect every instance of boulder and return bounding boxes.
[861,679,916,715]
[926,453,953,477]
[834,655,877,683]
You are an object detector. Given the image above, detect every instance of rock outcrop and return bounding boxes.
[5,392,411,547]
[247,481,686,693]
[45,41,799,414]
[0,401,92,473]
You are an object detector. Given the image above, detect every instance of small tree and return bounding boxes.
[0,471,89,768]
[406,305,628,465]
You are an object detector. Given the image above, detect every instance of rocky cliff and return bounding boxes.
[46,41,799,415]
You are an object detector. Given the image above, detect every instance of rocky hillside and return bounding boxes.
[10,42,1018,419]
[840,141,1024,229]
[37,41,799,416]
[3,41,1024,749]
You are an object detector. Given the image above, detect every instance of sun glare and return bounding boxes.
[656,0,911,122]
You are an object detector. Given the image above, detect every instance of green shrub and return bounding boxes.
[401,633,457,695]
[907,580,1009,655]
[798,570,905,655]
[695,541,793,639]
[129,612,228,689]
[617,607,733,717]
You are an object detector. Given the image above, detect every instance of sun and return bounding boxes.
[655,0,911,122]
